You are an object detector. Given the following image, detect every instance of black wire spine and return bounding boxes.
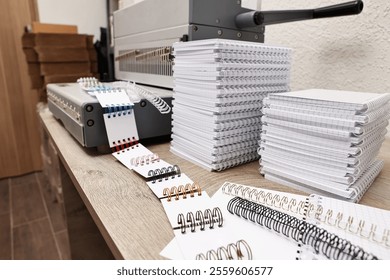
[227,197,378,260]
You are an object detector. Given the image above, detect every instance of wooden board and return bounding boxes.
[30,22,78,34]
[40,62,91,75]
[22,33,86,48]
[44,73,92,84]
[0,0,42,179]
[35,47,89,62]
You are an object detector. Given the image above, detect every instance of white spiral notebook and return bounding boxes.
[267,89,390,112]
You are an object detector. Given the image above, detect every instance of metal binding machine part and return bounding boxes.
[113,0,364,88]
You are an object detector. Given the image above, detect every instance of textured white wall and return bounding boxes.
[37,0,107,41]
[262,0,390,136]
[262,0,390,93]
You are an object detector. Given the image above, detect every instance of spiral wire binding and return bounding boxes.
[222,182,308,217]
[212,147,258,162]
[196,240,252,260]
[357,130,386,153]
[128,82,171,114]
[213,153,259,172]
[358,113,390,136]
[175,207,223,234]
[259,145,360,176]
[263,107,358,131]
[130,153,160,167]
[365,95,390,112]
[213,139,258,154]
[262,116,351,140]
[364,103,390,124]
[104,104,133,118]
[147,165,181,183]
[162,183,202,202]
[111,137,139,153]
[351,121,388,146]
[215,85,289,98]
[311,195,390,248]
[227,197,378,260]
[349,160,384,201]
[213,116,261,131]
[210,124,260,137]
[222,182,389,248]
[77,77,108,92]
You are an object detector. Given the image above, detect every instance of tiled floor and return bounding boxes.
[0,172,70,260]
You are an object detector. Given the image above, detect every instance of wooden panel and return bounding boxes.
[31,22,78,34]
[22,33,86,48]
[0,213,11,260]
[23,48,39,62]
[35,47,89,62]
[10,173,46,226]
[28,0,39,23]
[27,62,40,75]
[0,0,42,179]
[40,62,91,75]
[44,73,92,84]
[13,218,59,260]
[61,161,115,260]
[0,179,9,215]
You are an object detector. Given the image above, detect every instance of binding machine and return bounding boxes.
[113,0,364,88]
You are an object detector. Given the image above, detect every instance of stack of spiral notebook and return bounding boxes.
[259,89,390,202]
[170,38,292,171]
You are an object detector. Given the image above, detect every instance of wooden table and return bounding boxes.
[39,108,390,260]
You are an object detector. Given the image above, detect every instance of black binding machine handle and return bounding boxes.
[235,0,364,28]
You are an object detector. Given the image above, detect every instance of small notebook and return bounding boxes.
[268,89,390,112]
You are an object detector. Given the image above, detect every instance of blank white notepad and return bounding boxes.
[269,89,390,112]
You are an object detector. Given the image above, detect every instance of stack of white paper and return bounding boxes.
[259,89,390,202]
[171,39,292,171]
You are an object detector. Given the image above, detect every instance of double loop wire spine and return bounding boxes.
[196,240,252,260]
[162,183,202,202]
[227,197,378,260]
[176,207,223,234]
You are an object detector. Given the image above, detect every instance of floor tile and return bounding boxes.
[10,173,36,186]
[13,218,60,260]
[0,179,9,214]
[55,231,71,260]
[10,174,46,226]
[0,213,11,259]
[36,173,67,233]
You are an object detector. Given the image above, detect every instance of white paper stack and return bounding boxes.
[259,89,390,202]
[170,39,292,171]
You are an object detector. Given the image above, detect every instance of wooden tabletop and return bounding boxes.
[39,108,390,260]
